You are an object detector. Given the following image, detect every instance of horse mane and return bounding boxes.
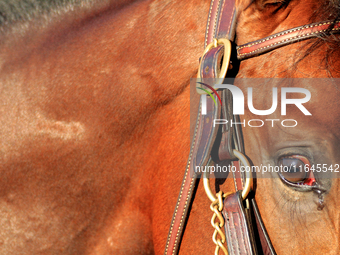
[0,0,135,27]
[0,0,86,25]
[1,0,339,28]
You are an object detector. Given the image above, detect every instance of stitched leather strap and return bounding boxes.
[223,194,277,255]
[237,20,340,60]
[164,45,223,255]
[163,164,199,255]
[223,192,256,255]
[202,0,239,162]
[205,0,237,47]
[164,0,237,254]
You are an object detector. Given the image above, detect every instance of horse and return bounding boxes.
[0,0,339,254]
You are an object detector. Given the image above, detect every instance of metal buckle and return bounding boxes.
[203,149,253,202]
[196,38,232,94]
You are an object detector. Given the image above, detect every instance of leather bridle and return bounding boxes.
[164,0,340,254]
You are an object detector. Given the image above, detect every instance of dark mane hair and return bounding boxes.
[0,0,135,31]
[0,0,87,25]
[1,0,339,28]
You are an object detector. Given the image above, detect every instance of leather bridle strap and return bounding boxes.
[222,191,255,254]
[164,0,237,254]
[237,20,340,60]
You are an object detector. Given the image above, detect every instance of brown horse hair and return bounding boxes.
[292,0,340,75]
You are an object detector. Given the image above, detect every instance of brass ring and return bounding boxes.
[203,149,253,202]
[196,38,232,95]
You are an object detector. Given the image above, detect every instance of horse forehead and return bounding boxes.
[236,0,324,45]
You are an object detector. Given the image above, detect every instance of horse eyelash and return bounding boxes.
[262,0,288,5]
[260,0,289,9]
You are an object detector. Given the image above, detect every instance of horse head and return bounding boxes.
[0,0,339,254]
[234,0,340,254]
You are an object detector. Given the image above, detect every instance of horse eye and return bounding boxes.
[260,0,288,10]
[278,156,310,183]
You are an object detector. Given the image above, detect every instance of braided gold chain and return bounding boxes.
[210,191,232,255]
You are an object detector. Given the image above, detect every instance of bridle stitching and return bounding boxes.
[238,26,340,57]
[205,0,215,47]
[225,211,237,254]
[213,0,222,40]
[237,21,334,50]
[216,0,226,36]
[164,103,201,254]
[236,212,249,253]
[171,177,196,254]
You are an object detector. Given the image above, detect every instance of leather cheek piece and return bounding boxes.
[222,191,277,255]
[223,192,256,255]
